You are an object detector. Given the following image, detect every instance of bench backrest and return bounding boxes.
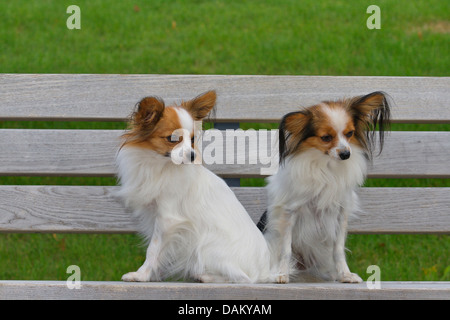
[0,74,449,234]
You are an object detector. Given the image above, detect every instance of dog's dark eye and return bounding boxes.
[345,131,354,138]
[321,135,333,142]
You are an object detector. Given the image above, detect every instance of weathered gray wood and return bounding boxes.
[353,188,450,234]
[1,74,449,123]
[1,129,449,178]
[1,74,448,298]
[0,186,448,234]
[213,122,241,187]
[0,129,120,177]
[0,185,133,233]
[0,280,448,300]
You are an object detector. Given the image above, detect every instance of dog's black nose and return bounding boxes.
[190,150,196,162]
[339,150,351,160]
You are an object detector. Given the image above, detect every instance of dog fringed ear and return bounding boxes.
[132,96,165,133]
[278,110,312,164]
[182,90,217,121]
[349,91,390,119]
[282,111,311,136]
[348,91,391,158]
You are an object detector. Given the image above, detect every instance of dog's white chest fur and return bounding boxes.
[116,146,274,283]
[265,147,367,280]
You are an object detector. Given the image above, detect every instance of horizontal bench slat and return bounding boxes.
[0,186,448,234]
[1,74,449,123]
[1,280,449,300]
[0,129,449,178]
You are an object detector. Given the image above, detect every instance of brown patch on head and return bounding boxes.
[280,101,360,160]
[279,92,390,162]
[283,111,311,136]
[130,96,165,139]
[139,107,184,155]
[122,98,188,156]
[279,110,313,161]
[299,103,353,155]
[302,126,338,154]
[345,91,391,157]
[121,91,218,158]
[347,92,386,121]
[182,90,217,121]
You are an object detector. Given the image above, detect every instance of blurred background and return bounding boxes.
[0,0,448,281]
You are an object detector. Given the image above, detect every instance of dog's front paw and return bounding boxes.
[339,272,363,283]
[275,274,289,284]
[121,271,151,282]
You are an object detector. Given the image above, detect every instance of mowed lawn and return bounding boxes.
[0,0,449,281]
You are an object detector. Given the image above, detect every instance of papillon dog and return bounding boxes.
[116,90,275,283]
[257,91,391,283]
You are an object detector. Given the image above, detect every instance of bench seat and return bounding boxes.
[1,74,449,300]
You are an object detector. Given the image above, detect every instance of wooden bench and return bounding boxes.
[0,74,449,300]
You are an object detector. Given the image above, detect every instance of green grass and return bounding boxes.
[0,0,449,281]
[1,0,449,75]
[346,234,450,281]
[1,234,447,282]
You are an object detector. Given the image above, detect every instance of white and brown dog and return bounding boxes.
[258,92,391,283]
[116,91,276,283]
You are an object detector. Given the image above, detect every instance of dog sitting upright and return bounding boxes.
[258,92,391,283]
[116,90,275,283]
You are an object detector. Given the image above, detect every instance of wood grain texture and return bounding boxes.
[1,74,449,123]
[0,280,449,300]
[1,129,449,178]
[2,74,448,297]
[0,185,133,233]
[0,129,120,177]
[0,186,448,234]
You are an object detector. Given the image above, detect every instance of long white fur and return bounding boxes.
[116,108,274,283]
[264,107,366,283]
